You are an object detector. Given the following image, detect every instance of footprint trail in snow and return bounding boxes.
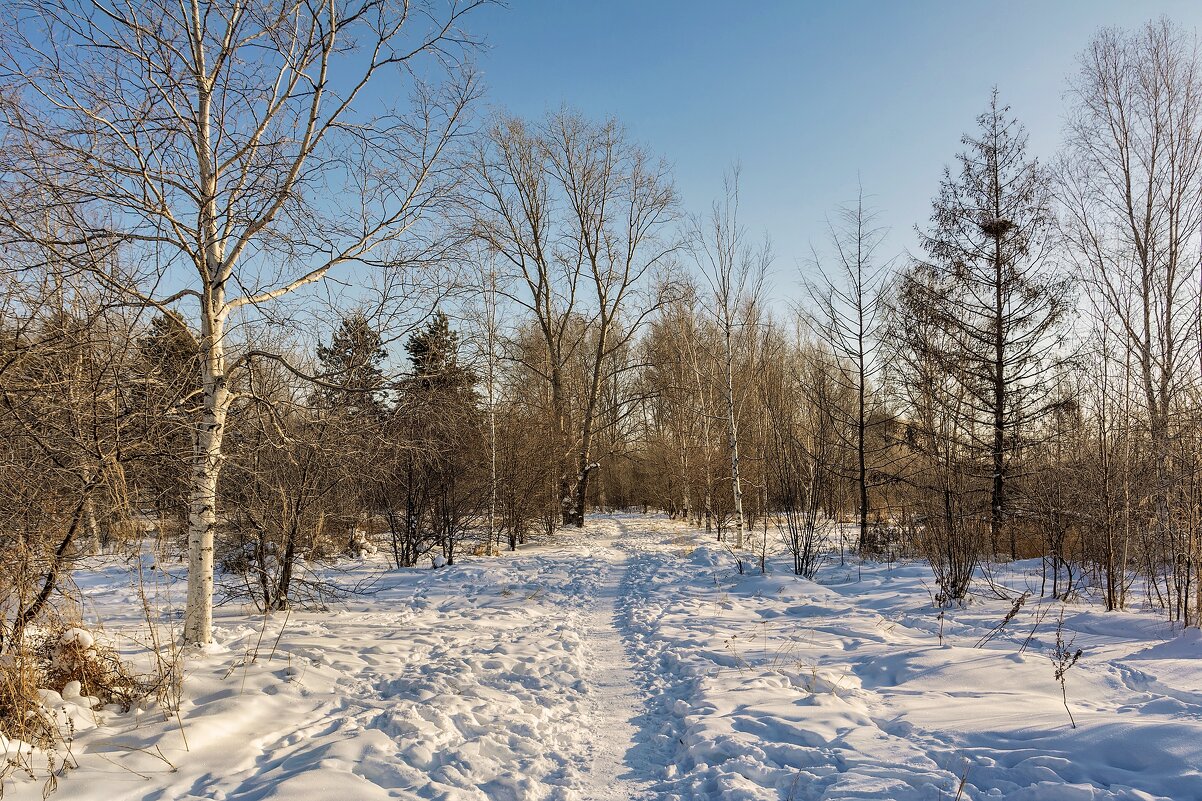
[20,513,1202,801]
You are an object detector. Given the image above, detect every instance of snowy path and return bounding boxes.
[11,513,1202,800]
[579,524,657,800]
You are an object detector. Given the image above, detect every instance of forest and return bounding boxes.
[0,3,1201,800]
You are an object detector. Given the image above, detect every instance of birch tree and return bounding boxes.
[0,0,482,644]
[1061,19,1202,622]
[691,170,769,549]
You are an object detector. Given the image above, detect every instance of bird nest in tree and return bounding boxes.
[980,217,1015,238]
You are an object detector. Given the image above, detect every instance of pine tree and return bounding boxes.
[316,312,388,415]
[140,311,201,399]
[404,311,474,393]
[398,311,481,565]
[137,311,201,525]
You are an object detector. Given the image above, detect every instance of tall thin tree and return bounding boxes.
[691,169,769,549]
[805,187,891,554]
[918,91,1070,559]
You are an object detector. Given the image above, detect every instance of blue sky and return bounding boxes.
[468,1,1202,289]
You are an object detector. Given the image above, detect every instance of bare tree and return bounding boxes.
[690,169,769,549]
[759,331,833,578]
[221,370,350,613]
[0,0,483,644]
[1061,19,1202,622]
[805,187,892,554]
[0,273,143,649]
[468,257,503,554]
[472,109,676,527]
[642,288,718,526]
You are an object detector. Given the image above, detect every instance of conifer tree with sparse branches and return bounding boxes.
[915,91,1072,560]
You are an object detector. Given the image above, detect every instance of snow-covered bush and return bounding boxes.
[350,529,377,558]
[0,621,144,791]
[35,625,140,710]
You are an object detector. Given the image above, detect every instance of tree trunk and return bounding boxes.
[572,325,608,528]
[723,327,745,548]
[857,351,869,554]
[183,306,228,645]
[549,365,576,527]
[183,72,228,646]
[5,486,93,651]
[992,223,1010,561]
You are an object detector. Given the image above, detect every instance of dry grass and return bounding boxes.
[0,643,62,751]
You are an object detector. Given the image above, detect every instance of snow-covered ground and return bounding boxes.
[7,514,1202,800]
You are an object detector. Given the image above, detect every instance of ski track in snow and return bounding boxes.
[8,513,1202,800]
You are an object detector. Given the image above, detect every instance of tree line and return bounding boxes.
[0,4,1200,653]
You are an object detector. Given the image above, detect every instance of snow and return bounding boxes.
[58,627,96,650]
[6,513,1202,800]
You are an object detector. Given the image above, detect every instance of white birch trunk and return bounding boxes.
[183,309,228,645]
[183,64,226,644]
[723,326,745,549]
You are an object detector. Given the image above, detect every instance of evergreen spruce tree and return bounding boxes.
[137,311,202,523]
[398,311,481,566]
[404,310,474,393]
[140,311,201,391]
[316,312,388,415]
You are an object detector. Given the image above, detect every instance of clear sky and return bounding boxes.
[468,0,1202,291]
